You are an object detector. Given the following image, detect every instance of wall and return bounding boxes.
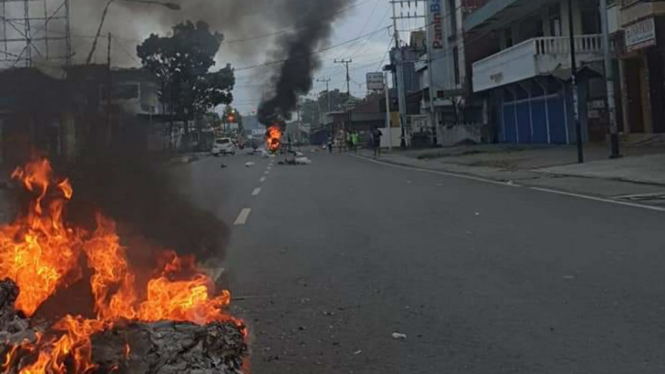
[380,127,403,148]
[438,122,487,145]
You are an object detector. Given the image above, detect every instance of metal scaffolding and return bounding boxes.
[0,0,71,68]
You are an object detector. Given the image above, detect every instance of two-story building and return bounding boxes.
[465,0,606,145]
[615,0,665,138]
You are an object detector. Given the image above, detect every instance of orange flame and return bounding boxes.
[0,158,244,373]
[266,125,282,152]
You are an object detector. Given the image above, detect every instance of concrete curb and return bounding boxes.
[358,153,665,189]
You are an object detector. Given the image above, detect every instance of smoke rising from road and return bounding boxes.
[257,0,353,124]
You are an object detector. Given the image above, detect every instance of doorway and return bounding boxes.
[624,57,645,133]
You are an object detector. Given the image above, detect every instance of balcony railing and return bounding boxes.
[533,34,602,55]
[472,35,602,92]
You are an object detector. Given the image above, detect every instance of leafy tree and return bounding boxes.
[137,21,235,134]
[301,89,358,129]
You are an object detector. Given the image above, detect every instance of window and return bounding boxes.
[453,47,460,85]
[535,20,544,37]
[504,28,513,48]
[449,0,457,37]
[549,3,562,36]
[581,9,601,34]
[550,17,562,36]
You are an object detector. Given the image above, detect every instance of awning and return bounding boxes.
[550,63,604,82]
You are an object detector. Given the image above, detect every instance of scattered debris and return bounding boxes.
[220,164,228,169]
[353,350,362,355]
[562,275,575,280]
[245,162,255,168]
[391,332,407,340]
[0,279,248,373]
[475,212,480,216]
[295,151,304,156]
[278,157,312,166]
[91,320,247,373]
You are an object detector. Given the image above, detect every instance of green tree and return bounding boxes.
[301,89,358,129]
[137,21,235,135]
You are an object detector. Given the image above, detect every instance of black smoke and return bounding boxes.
[63,140,230,266]
[70,0,353,66]
[257,0,353,124]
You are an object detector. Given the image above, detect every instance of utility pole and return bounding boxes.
[317,77,331,113]
[568,0,583,163]
[384,71,393,150]
[334,59,353,138]
[390,0,423,149]
[317,77,332,135]
[600,0,621,159]
[334,59,353,98]
[87,0,180,65]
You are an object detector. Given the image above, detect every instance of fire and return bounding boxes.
[266,125,282,152]
[0,158,243,373]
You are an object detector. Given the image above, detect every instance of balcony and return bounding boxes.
[472,35,603,92]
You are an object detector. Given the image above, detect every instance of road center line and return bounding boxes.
[252,187,261,196]
[234,208,251,225]
[260,177,266,182]
[264,171,270,175]
[351,154,665,213]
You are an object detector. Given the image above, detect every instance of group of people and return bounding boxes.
[326,127,383,157]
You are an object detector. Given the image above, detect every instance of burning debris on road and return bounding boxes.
[0,158,248,373]
[266,124,284,153]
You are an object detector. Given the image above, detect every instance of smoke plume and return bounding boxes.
[257,0,353,124]
[70,0,351,66]
[63,143,230,266]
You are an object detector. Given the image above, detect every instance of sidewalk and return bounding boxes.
[358,143,665,205]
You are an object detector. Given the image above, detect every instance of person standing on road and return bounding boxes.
[371,127,383,157]
[351,131,359,153]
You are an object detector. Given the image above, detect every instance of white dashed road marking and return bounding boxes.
[234,208,251,225]
[260,177,266,182]
[264,171,270,175]
[252,188,261,196]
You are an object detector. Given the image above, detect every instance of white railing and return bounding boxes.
[534,35,602,55]
[472,34,602,92]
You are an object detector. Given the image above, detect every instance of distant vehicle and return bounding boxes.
[212,138,236,156]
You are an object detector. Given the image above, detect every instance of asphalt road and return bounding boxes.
[180,149,665,374]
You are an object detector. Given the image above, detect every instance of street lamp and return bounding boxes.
[86,0,181,65]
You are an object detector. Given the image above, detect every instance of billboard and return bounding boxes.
[366,72,385,90]
[425,0,451,102]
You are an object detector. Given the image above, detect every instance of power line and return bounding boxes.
[348,5,392,59]
[112,35,140,64]
[334,0,382,60]
[234,25,390,72]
